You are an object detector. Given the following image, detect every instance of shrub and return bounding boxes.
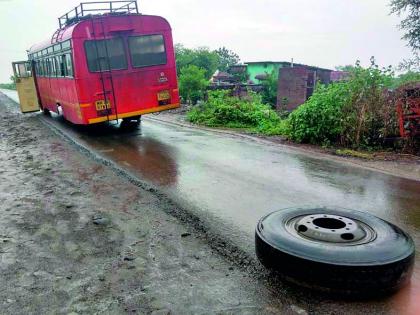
[0,76,16,90]
[0,83,16,90]
[260,71,278,108]
[187,90,288,135]
[178,65,208,104]
[391,71,420,88]
[288,82,349,144]
[288,58,401,148]
[340,59,395,147]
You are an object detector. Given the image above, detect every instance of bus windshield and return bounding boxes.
[84,37,127,72]
[128,35,166,68]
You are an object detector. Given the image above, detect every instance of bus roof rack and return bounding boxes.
[58,1,139,29]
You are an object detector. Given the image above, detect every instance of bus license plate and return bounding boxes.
[157,90,170,101]
[95,100,111,111]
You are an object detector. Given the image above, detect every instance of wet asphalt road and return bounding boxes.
[2,89,420,314]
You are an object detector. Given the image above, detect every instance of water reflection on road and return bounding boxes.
[77,126,179,187]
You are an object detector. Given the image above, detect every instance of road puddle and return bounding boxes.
[85,134,179,187]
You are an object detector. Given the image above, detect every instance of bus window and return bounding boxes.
[48,58,53,77]
[60,55,66,76]
[84,37,127,72]
[128,35,166,68]
[34,61,39,76]
[14,62,31,77]
[62,40,71,50]
[38,61,42,76]
[52,57,57,77]
[40,59,45,76]
[65,54,73,77]
[44,59,48,76]
[46,58,52,77]
[55,56,62,77]
[37,60,42,76]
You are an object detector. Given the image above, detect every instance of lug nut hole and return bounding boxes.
[341,233,355,240]
[298,225,308,232]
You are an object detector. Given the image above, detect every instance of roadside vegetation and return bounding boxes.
[187,90,288,135]
[288,59,397,148]
[175,44,240,104]
[182,0,420,154]
[187,58,419,152]
[0,76,16,90]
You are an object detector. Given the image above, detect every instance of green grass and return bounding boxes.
[187,90,289,136]
[335,149,374,159]
[0,83,16,90]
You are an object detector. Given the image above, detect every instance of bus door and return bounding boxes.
[12,61,40,113]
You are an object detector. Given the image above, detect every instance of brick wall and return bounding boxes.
[276,67,333,111]
[277,67,309,111]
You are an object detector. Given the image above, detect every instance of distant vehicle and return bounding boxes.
[12,1,179,125]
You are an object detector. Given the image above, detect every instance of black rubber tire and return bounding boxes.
[42,108,51,116]
[255,207,415,297]
[121,116,140,125]
[120,118,140,129]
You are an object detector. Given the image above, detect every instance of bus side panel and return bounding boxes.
[35,73,82,123]
[59,78,83,124]
[37,77,53,112]
[50,73,61,108]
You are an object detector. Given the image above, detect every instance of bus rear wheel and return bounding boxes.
[42,108,51,116]
[120,116,141,129]
[123,116,141,123]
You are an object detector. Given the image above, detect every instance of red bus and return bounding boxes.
[12,1,179,125]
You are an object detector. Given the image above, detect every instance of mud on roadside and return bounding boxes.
[0,96,289,314]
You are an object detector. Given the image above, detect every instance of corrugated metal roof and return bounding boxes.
[245,61,332,72]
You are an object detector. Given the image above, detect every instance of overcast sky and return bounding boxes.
[0,0,413,82]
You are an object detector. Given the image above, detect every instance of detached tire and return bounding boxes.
[255,207,415,297]
[42,108,51,116]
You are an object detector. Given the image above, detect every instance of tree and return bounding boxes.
[390,0,420,50]
[215,47,240,72]
[335,65,356,72]
[390,0,420,70]
[397,53,420,71]
[391,70,420,88]
[178,65,209,104]
[175,44,220,79]
[260,71,278,108]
